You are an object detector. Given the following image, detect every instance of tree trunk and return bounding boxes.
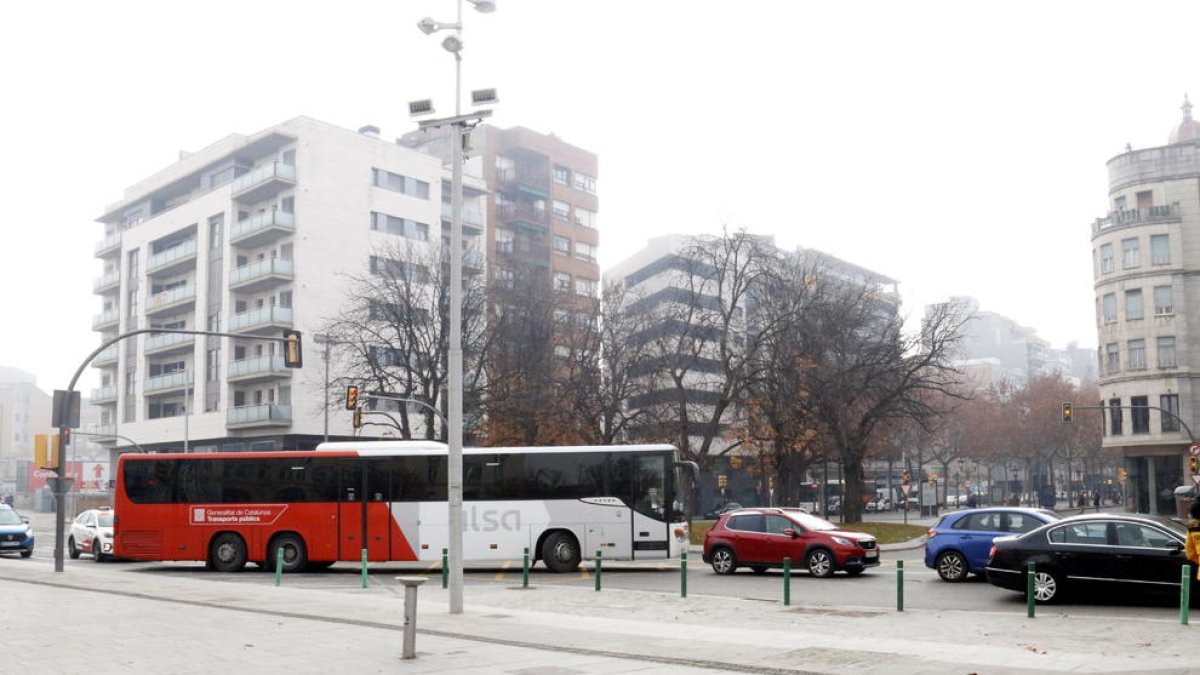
[842,454,866,522]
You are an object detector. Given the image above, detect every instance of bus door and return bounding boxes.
[338,461,391,561]
[631,454,669,560]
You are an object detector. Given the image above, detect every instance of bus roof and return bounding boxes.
[118,442,679,461]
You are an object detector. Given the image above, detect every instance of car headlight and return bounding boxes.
[831,536,852,546]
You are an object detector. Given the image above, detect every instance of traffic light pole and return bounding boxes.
[52,328,301,573]
[1065,404,1195,446]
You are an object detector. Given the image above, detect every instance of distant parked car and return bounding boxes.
[703,507,879,577]
[924,507,1059,582]
[865,498,892,512]
[0,504,34,558]
[69,507,115,562]
[703,502,743,520]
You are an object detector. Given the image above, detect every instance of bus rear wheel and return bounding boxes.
[267,534,308,573]
[209,533,248,573]
[541,531,581,573]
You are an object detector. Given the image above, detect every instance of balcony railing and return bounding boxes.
[95,233,122,258]
[90,385,117,403]
[144,370,193,394]
[93,345,119,366]
[441,201,484,229]
[229,306,293,332]
[230,257,294,291]
[227,355,290,381]
[94,271,120,293]
[495,166,550,191]
[86,423,117,442]
[145,332,195,354]
[1092,203,1181,233]
[227,403,292,427]
[146,284,196,314]
[92,310,119,330]
[497,238,551,260]
[232,162,296,203]
[231,209,296,246]
[147,239,198,275]
[497,203,548,225]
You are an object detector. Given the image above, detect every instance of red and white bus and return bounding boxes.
[113,441,694,573]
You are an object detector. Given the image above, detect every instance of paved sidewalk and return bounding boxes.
[2,555,1197,674]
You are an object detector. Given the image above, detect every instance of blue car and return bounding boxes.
[924,507,1059,581]
[0,504,34,558]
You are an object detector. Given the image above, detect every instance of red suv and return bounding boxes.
[702,507,879,577]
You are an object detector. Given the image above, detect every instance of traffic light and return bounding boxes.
[345,385,359,410]
[352,408,363,429]
[717,474,728,488]
[282,330,303,368]
[901,469,910,484]
[1190,457,1198,474]
[928,473,937,485]
[1118,467,1129,482]
[1061,402,1073,423]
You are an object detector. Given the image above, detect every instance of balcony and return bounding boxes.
[145,284,196,317]
[230,209,295,248]
[497,203,548,230]
[229,306,293,334]
[145,332,195,356]
[1092,203,1182,234]
[90,385,117,404]
[94,233,121,258]
[144,370,193,395]
[441,201,484,231]
[93,345,119,367]
[497,237,551,265]
[93,271,120,294]
[229,257,294,293]
[92,310,119,331]
[86,423,117,443]
[495,165,549,197]
[147,240,198,277]
[227,355,291,383]
[232,162,296,204]
[227,403,292,429]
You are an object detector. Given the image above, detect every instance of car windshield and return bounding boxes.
[790,513,839,531]
[0,509,23,526]
[97,513,114,527]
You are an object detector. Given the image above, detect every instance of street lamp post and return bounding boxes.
[413,0,495,616]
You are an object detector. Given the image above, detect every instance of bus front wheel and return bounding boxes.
[209,533,248,573]
[268,533,309,573]
[541,531,581,573]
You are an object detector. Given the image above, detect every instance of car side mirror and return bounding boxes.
[783,528,799,538]
[1168,540,1185,553]
[21,518,29,525]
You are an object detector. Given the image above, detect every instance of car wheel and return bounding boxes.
[710,547,737,575]
[806,548,835,578]
[267,534,309,573]
[1032,569,1062,604]
[541,531,581,573]
[68,537,81,560]
[209,533,248,573]
[20,548,32,558]
[92,539,104,562]
[936,551,969,582]
[750,565,768,574]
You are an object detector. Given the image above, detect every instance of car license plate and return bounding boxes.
[0,541,18,548]
[865,549,877,559]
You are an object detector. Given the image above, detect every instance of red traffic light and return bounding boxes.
[345,386,359,410]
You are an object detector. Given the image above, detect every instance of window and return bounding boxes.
[552,200,571,220]
[1101,294,1116,324]
[1105,343,1119,374]
[1154,285,1173,315]
[1049,522,1109,545]
[369,256,429,283]
[1151,234,1170,265]
[726,514,764,532]
[371,212,429,241]
[1109,398,1122,435]
[1005,513,1043,534]
[495,267,514,287]
[572,172,597,194]
[1099,243,1114,274]
[575,241,597,262]
[372,168,430,199]
[553,272,572,292]
[553,345,571,359]
[553,165,570,185]
[576,277,597,296]
[553,235,570,255]
[1127,339,1146,370]
[1121,238,1140,268]
[1131,396,1150,434]
[574,207,597,229]
[496,228,515,253]
[208,214,224,250]
[495,155,515,180]
[1162,394,1181,432]
[1157,336,1177,368]
[1125,289,1143,320]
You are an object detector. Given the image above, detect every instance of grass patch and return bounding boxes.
[689,519,925,546]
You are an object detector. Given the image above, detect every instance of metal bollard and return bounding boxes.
[783,557,791,606]
[896,559,904,612]
[442,548,448,589]
[681,551,688,598]
[395,576,428,659]
[522,547,530,588]
[274,547,284,587]
[595,550,602,591]
[1181,564,1191,625]
[1026,561,1035,618]
[361,549,369,588]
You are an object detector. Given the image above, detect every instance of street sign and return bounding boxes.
[900,484,911,497]
[1189,445,1200,457]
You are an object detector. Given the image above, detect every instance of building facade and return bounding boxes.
[91,117,487,457]
[1092,98,1200,514]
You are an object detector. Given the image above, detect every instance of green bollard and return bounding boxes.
[681,551,688,598]
[595,550,602,591]
[1181,564,1191,625]
[897,559,904,612]
[1026,561,1036,618]
[274,547,283,587]
[783,557,791,606]
[361,549,368,588]
[442,548,448,589]
[523,547,530,588]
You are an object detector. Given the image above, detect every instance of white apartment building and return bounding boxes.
[91,116,486,456]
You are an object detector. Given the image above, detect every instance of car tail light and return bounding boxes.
[925,529,938,539]
[988,544,997,561]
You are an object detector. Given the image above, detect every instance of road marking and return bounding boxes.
[493,560,511,581]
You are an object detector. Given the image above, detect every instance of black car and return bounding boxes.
[985,513,1192,604]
